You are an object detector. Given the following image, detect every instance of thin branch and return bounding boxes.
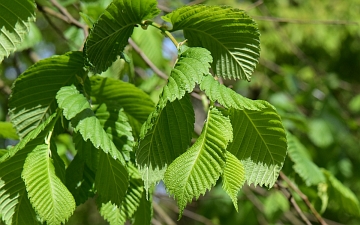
[280,172,328,225]
[38,9,71,45]
[165,201,215,225]
[0,79,11,96]
[128,38,168,80]
[153,202,176,225]
[49,0,89,38]
[275,182,312,225]
[246,0,264,11]
[252,16,359,26]
[242,186,268,225]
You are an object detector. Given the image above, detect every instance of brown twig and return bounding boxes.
[280,172,328,225]
[128,38,168,80]
[246,0,264,11]
[275,181,312,225]
[0,79,11,96]
[242,186,268,225]
[164,201,215,225]
[49,0,88,38]
[252,16,358,26]
[153,201,176,225]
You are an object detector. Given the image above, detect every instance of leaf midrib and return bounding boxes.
[242,110,276,165]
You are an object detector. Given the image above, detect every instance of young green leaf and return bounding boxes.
[287,133,325,186]
[163,5,260,80]
[73,132,99,172]
[137,94,194,192]
[222,151,245,211]
[9,51,84,139]
[22,144,76,225]
[56,85,125,163]
[227,108,287,187]
[0,0,36,62]
[164,107,233,216]
[95,151,129,206]
[84,0,160,73]
[200,74,269,111]
[323,169,360,217]
[162,47,212,101]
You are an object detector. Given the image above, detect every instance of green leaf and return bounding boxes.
[94,103,134,160]
[73,132,99,172]
[162,47,212,101]
[9,51,84,139]
[287,133,325,186]
[99,164,143,224]
[0,142,40,225]
[1,112,59,163]
[0,122,18,140]
[56,85,125,162]
[0,0,36,62]
[323,169,360,217]
[84,0,160,73]
[90,76,154,125]
[163,5,260,80]
[137,94,194,192]
[133,190,152,225]
[200,74,269,111]
[99,202,122,225]
[65,154,95,205]
[164,107,232,216]
[222,151,245,211]
[22,144,76,225]
[226,108,287,187]
[95,151,128,206]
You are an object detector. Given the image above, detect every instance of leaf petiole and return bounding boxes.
[142,20,179,47]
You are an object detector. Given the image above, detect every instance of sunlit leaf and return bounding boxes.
[84,0,160,73]
[163,5,260,80]
[222,151,245,211]
[137,94,194,192]
[22,144,76,225]
[0,0,36,62]
[162,46,212,101]
[164,107,232,216]
[227,108,287,187]
[9,51,83,139]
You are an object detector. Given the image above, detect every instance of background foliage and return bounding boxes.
[1,0,360,224]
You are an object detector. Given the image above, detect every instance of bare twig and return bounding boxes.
[49,0,88,38]
[153,202,176,225]
[280,172,328,225]
[242,186,268,225]
[165,201,215,225]
[252,16,358,26]
[246,0,264,11]
[128,38,168,80]
[0,79,11,96]
[275,181,312,225]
